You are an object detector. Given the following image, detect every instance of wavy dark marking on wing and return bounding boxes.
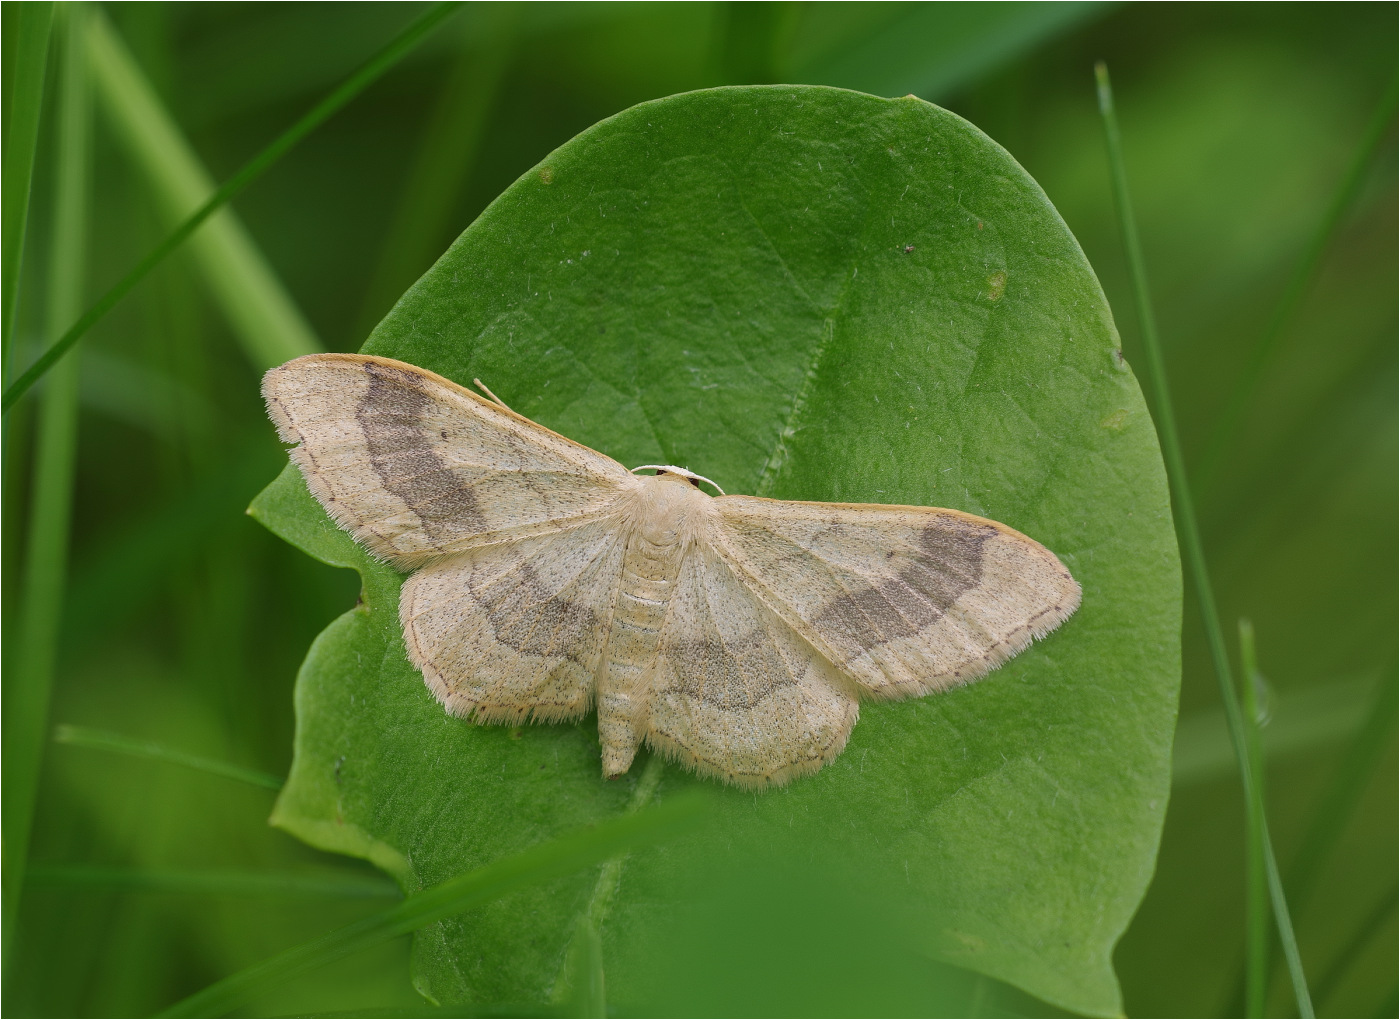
[814,520,992,659]
[356,361,485,539]
[468,562,599,661]
[670,633,794,710]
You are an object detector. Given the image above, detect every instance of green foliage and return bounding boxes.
[1,2,459,410]
[0,0,54,370]
[160,792,705,1018]
[5,4,1394,1017]
[251,85,1179,1016]
[53,724,284,790]
[2,0,89,963]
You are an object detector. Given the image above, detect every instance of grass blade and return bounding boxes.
[355,11,513,338]
[551,757,665,1014]
[53,723,284,791]
[1,0,91,969]
[1,1,464,413]
[156,793,705,1018]
[1193,73,1398,497]
[27,865,398,900]
[1094,62,1315,1019]
[85,9,319,371]
[1225,662,1396,1014]
[0,1,54,379]
[1239,620,1269,1017]
[1285,662,1398,913]
[1310,885,1397,1010]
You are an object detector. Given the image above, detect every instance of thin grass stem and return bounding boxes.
[1226,662,1397,1013]
[1,1,91,970]
[552,756,665,1014]
[0,5,54,672]
[1193,73,1398,497]
[355,9,514,338]
[85,9,319,370]
[1239,620,1270,1017]
[53,723,284,791]
[1095,61,1315,1019]
[1,1,54,380]
[1284,662,1398,914]
[1,1,464,413]
[26,864,399,899]
[1310,886,1398,1010]
[156,793,704,1018]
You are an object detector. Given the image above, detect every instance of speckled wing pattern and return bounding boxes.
[711,498,1081,699]
[264,354,1081,789]
[643,539,860,787]
[262,353,634,568]
[400,517,629,726]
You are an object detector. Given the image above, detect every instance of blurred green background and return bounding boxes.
[2,2,1394,1016]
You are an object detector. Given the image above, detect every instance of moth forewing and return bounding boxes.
[262,354,636,569]
[708,496,1081,700]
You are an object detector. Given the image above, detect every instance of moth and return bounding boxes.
[264,354,1080,789]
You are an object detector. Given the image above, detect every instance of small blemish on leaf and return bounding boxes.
[903,244,915,254]
[538,166,554,184]
[949,929,987,952]
[985,271,1006,301]
[1101,408,1130,430]
[509,727,524,740]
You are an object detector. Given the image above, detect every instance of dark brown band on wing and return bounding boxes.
[668,632,796,710]
[812,520,991,659]
[468,561,599,662]
[356,361,486,540]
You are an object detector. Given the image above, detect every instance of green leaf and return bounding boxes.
[250,85,1180,1017]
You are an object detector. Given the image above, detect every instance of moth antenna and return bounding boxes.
[630,464,725,495]
[473,378,513,413]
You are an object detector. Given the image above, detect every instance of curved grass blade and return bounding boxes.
[26,864,398,900]
[53,723,284,791]
[1095,61,1315,1020]
[1285,662,1398,912]
[156,794,705,1019]
[1239,620,1269,1017]
[1,1,464,414]
[85,10,319,370]
[791,2,1107,101]
[1310,885,1397,1011]
[1193,73,1398,498]
[355,9,514,338]
[0,1,54,378]
[550,757,665,1014]
[1,2,91,972]
[1226,660,1396,1014]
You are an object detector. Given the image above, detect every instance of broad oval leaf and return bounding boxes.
[251,85,1180,1017]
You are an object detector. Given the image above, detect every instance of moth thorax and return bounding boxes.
[635,472,709,548]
